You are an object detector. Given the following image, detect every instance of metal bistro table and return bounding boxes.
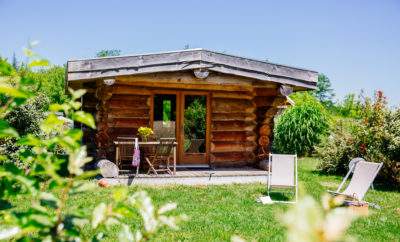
[114,140,178,175]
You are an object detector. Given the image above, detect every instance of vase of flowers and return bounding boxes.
[137,127,155,161]
[137,127,153,142]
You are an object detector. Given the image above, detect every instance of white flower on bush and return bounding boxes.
[282,194,358,242]
[92,190,187,242]
[129,191,187,234]
[129,191,158,233]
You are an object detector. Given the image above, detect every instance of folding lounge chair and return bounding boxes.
[329,160,383,205]
[267,154,298,203]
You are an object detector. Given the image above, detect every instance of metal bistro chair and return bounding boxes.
[145,138,175,175]
[115,137,139,175]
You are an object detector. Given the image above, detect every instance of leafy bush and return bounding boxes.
[0,93,50,168]
[273,92,330,156]
[5,92,49,135]
[334,93,363,119]
[315,119,361,174]
[184,97,206,152]
[0,52,185,241]
[317,91,400,186]
[184,97,206,139]
[27,65,67,103]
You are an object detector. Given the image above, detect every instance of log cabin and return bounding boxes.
[66,49,318,168]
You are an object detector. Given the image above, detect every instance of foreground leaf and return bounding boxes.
[40,113,64,134]
[28,59,49,68]
[70,181,97,195]
[40,192,60,209]
[118,224,134,242]
[72,111,95,129]
[0,85,29,98]
[68,146,92,176]
[92,203,107,229]
[0,227,20,240]
[69,89,86,100]
[0,120,19,138]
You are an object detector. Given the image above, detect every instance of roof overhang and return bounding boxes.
[67,49,318,90]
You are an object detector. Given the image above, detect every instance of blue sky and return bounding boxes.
[1,0,399,106]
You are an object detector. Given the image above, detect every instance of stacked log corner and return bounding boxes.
[254,87,288,162]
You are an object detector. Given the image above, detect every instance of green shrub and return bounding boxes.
[333,93,363,119]
[317,91,400,186]
[184,97,206,139]
[273,92,330,156]
[316,118,361,174]
[0,93,50,168]
[5,93,49,136]
[27,65,67,103]
[0,51,185,241]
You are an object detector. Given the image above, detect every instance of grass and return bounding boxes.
[12,158,400,241]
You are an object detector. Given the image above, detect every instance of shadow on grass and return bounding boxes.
[310,169,345,177]
[372,182,400,192]
[261,191,294,202]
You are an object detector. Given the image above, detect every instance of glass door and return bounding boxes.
[153,94,177,140]
[180,93,209,165]
[152,91,209,166]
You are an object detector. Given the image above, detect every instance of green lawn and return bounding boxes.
[12,158,400,241]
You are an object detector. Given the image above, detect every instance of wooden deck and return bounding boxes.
[105,167,269,186]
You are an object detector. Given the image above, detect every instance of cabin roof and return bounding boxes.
[67,49,318,89]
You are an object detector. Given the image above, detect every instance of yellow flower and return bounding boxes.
[138,127,153,140]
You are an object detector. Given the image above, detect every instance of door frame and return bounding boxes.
[150,90,211,166]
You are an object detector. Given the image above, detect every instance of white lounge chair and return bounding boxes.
[329,160,383,204]
[267,153,298,203]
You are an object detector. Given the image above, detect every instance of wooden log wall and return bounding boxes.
[82,83,152,160]
[107,86,152,161]
[108,93,151,133]
[210,91,257,166]
[76,72,288,166]
[209,88,287,166]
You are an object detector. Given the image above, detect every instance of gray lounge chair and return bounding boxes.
[267,154,298,203]
[329,160,383,205]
